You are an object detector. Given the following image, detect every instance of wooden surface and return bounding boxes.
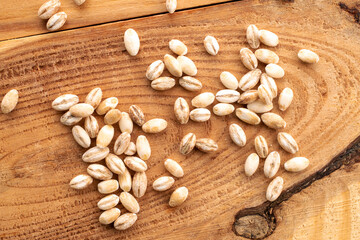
[1,0,360,239]
[0,0,230,41]
[273,160,360,240]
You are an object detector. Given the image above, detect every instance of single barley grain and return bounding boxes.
[266,176,284,201]
[119,112,133,134]
[104,109,121,125]
[114,132,131,155]
[1,89,18,114]
[174,97,190,124]
[129,105,145,126]
[235,108,261,125]
[152,176,175,191]
[69,103,94,118]
[247,100,273,113]
[87,164,113,180]
[265,64,285,78]
[84,116,99,138]
[169,187,188,207]
[298,49,319,63]
[255,49,279,64]
[278,88,293,111]
[277,132,299,154]
[177,56,197,76]
[99,208,121,225]
[179,76,202,92]
[164,159,184,178]
[96,125,115,147]
[179,133,196,155]
[240,48,258,70]
[97,194,120,210]
[72,125,91,148]
[246,24,260,49]
[119,167,132,192]
[69,174,93,189]
[124,28,140,56]
[52,94,78,111]
[238,90,258,104]
[82,146,110,163]
[244,153,259,177]
[124,156,148,172]
[38,0,61,19]
[96,97,118,115]
[261,113,286,129]
[132,172,147,198]
[136,135,151,160]
[114,213,137,230]
[264,151,281,178]
[164,54,182,77]
[142,118,167,133]
[254,135,268,158]
[46,12,67,31]
[98,179,119,194]
[169,39,187,56]
[120,192,140,213]
[259,30,279,47]
[146,60,165,81]
[204,35,219,55]
[105,153,126,175]
[229,123,246,147]
[284,157,309,172]
[220,71,238,90]
[85,87,102,108]
[191,92,215,108]
[190,108,211,122]
[195,138,218,152]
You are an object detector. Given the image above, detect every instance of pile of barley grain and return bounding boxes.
[143,24,318,203]
[52,86,187,230]
[50,23,319,230]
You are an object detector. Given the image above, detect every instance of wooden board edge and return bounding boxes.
[0,0,237,42]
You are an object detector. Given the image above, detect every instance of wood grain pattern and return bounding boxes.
[0,0,360,239]
[234,135,360,239]
[272,162,360,239]
[0,0,230,41]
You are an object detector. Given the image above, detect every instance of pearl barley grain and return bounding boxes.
[265,64,285,79]
[298,49,319,63]
[1,89,19,114]
[204,35,219,55]
[124,28,140,56]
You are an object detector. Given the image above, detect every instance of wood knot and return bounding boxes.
[233,215,270,239]
[233,203,276,239]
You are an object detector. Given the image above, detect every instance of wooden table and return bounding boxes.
[1,0,360,239]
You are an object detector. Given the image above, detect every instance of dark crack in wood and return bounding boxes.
[339,2,360,23]
[233,135,360,239]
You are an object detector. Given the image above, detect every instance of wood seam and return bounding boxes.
[0,0,243,44]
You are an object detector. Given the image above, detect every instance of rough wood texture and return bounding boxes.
[0,0,360,239]
[234,136,360,239]
[0,0,230,41]
[271,151,360,239]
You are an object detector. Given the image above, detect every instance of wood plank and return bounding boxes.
[0,0,360,239]
[0,0,230,41]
